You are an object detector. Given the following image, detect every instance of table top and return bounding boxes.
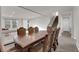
[14,31,47,48]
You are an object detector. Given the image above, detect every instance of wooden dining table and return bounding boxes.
[14,31,47,51]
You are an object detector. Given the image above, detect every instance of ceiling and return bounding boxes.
[1,6,73,19]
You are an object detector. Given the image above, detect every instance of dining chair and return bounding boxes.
[34,27,39,33]
[17,27,26,37]
[43,34,52,52]
[52,16,58,28]
[49,27,57,51]
[28,27,34,35]
[50,27,60,51]
[46,26,54,52]
[54,28,60,45]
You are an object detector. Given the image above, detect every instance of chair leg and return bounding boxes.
[57,41,58,45]
[56,39,58,45]
[53,43,57,51]
[48,48,51,52]
[53,46,56,51]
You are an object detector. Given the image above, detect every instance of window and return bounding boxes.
[2,17,29,30]
[5,19,10,29]
[12,20,18,28]
[23,19,29,29]
[3,17,19,30]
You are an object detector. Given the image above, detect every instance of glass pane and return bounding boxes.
[23,19,28,29]
[12,20,17,28]
[5,20,10,29]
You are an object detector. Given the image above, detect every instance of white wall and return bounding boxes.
[29,16,50,30]
[0,6,1,27]
[1,17,5,28]
[60,12,72,33]
[29,15,61,31]
[0,6,1,50]
[73,7,79,50]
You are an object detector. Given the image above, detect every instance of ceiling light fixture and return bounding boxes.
[56,11,59,16]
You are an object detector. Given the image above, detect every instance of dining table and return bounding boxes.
[14,30,47,51]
